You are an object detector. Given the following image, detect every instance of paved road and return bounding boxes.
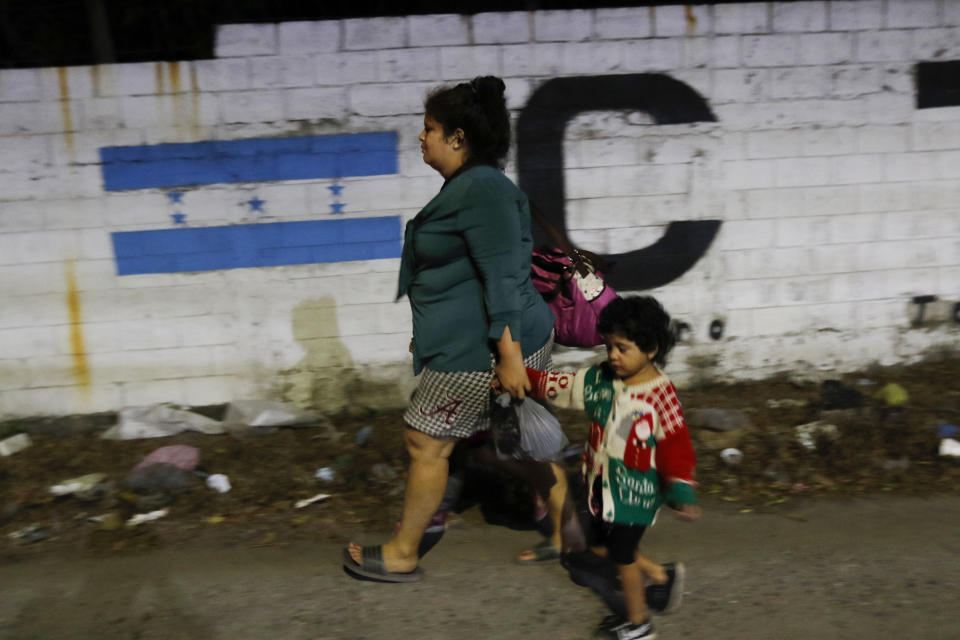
[2,495,959,639]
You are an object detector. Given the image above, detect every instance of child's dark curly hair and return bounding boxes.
[596,295,676,367]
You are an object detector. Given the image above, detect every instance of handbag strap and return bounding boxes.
[529,201,609,276]
[529,201,576,255]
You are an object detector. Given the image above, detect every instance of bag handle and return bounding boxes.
[529,201,609,275]
[530,201,576,255]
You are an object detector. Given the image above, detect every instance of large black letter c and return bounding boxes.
[517,74,721,291]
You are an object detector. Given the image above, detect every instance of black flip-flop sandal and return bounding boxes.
[342,546,423,583]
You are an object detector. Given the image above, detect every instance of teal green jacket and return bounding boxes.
[396,165,555,374]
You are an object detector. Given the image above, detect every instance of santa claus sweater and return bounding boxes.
[528,364,697,525]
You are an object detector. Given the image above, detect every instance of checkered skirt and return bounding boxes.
[404,335,554,440]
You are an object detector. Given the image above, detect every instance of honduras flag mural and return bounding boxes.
[101,132,402,276]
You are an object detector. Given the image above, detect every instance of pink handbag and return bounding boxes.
[531,246,618,348]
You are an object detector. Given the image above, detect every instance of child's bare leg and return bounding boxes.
[617,561,650,624]
[593,548,665,582]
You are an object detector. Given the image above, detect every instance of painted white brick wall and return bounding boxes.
[0,0,958,418]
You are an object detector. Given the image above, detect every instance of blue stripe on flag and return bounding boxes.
[100,132,398,191]
[111,217,403,275]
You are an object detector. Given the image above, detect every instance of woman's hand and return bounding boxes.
[494,357,530,399]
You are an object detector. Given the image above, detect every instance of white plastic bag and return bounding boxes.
[516,399,569,462]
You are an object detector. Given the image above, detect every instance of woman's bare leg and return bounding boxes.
[348,426,455,573]
[545,462,566,550]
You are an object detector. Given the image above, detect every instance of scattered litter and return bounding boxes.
[8,524,50,544]
[685,408,752,431]
[123,463,194,493]
[765,399,807,409]
[874,383,909,407]
[294,493,331,509]
[938,423,958,439]
[205,474,232,493]
[820,380,862,409]
[355,425,373,445]
[126,508,169,527]
[0,433,33,456]
[134,445,200,471]
[696,428,743,452]
[49,473,107,498]
[205,515,225,525]
[315,467,336,482]
[940,438,960,458]
[88,512,123,531]
[224,400,322,428]
[795,421,839,450]
[102,404,225,440]
[720,448,744,466]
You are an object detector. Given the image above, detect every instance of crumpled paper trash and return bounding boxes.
[940,438,960,458]
[205,474,231,493]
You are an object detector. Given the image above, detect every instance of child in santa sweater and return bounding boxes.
[525,295,700,640]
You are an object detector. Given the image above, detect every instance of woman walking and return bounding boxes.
[343,76,557,582]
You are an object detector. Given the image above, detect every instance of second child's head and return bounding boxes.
[596,296,676,381]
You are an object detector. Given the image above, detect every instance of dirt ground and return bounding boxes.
[2,495,960,639]
[1,355,960,638]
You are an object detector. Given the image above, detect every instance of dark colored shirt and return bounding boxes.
[396,165,555,374]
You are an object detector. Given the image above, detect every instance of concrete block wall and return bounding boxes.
[1,0,958,417]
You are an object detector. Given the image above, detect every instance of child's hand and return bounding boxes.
[672,503,701,521]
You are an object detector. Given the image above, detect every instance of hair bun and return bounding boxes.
[470,76,506,100]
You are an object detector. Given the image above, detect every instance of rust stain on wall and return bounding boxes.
[64,261,91,391]
[685,5,698,34]
[189,62,201,138]
[56,67,75,160]
[154,62,165,94]
[168,61,181,93]
[89,66,102,96]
